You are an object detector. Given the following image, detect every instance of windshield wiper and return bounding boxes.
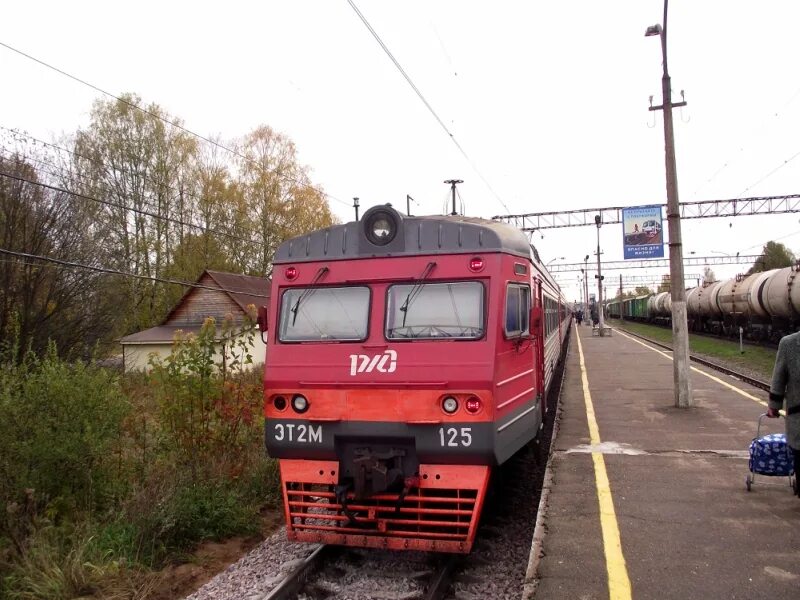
[291,266,329,325]
[400,261,437,327]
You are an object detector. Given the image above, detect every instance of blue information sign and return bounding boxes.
[622,205,664,259]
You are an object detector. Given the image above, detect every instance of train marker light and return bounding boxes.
[442,396,459,414]
[273,395,287,411]
[285,266,298,281]
[468,257,485,272]
[465,397,482,414]
[292,394,309,413]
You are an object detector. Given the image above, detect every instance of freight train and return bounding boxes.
[257,205,570,553]
[606,264,800,341]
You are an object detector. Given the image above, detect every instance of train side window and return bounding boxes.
[505,284,531,337]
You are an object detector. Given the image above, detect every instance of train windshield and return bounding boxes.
[279,286,370,342]
[386,281,484,339]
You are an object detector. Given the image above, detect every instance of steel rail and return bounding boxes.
[423,555,461,600]
[261,545,331,600]
[616,327,770,391]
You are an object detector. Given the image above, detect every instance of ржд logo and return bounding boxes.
[349,350,397,376]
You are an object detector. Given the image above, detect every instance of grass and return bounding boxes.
[608,318,777,381]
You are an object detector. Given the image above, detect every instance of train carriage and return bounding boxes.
[260,205,570,554]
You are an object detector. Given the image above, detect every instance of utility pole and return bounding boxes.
[619,273,623,300]
[353,197,360,221]
[406,194,414,216]
[647,0,693,407]
[444,179,463,215]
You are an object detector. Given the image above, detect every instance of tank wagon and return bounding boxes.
[606,263,800,341]
[258,205,570,553]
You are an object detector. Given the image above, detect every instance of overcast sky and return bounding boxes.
[2,1,799,301]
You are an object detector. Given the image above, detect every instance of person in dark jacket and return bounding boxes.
[767,330,800,496]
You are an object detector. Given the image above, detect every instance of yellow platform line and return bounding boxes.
[613,329,767,408]
[575,329,632,600]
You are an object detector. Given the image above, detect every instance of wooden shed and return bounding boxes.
[120,270,269,372]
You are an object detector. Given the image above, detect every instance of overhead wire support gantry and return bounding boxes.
[492,194,800,231]
[549,254,762,273]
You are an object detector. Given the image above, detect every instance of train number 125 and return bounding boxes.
[438,426,472,447]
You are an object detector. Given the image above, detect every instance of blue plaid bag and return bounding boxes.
[749,433,795,476]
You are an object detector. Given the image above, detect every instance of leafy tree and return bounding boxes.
[0,153,116,359]
[235,125,335,275]
[702,267,717,283]
[746,241,795,274]
[72,94,198,333]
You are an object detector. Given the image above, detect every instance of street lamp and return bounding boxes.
[594,215,605,334]
[547,256,565,266]
[646,0,692,407]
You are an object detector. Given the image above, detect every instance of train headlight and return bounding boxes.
[465,396,482,414]
[292,394,309,413]
[442,396,459,414]
[273,395,287,411]
[364,208,398,246]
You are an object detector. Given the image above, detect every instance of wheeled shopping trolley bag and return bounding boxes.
[746,413,795,491]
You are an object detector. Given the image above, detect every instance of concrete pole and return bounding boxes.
[656,0,693,407]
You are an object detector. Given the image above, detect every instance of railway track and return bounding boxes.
[262,545,460,600]
[186,331,570,600]
[609,317,779,350]
[616,326,770,391]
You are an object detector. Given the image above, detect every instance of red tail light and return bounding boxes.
[468,257,484,272]
[285,266,298,280]
[465,397,482,414]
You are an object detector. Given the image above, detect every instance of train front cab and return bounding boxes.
[262,208,547,553]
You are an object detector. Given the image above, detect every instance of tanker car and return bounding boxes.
[607,264,800,341]
[258,205,570,553]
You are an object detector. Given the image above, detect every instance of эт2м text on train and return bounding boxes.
[256,204,570,553]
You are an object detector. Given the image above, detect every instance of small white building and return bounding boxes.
[120,270,269,372]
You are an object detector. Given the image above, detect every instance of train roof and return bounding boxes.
[274,205,534,264]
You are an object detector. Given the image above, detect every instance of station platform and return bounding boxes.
[525,323,800,599]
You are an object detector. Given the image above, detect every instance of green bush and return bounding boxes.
[0,343,129,532]
[0,315,280,597]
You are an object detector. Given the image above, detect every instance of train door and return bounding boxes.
[533,279,545,402]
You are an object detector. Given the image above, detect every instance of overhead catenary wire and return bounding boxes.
[1,128,305,249]
[0,40,350,208]
[345,1,511,214]
[737,148,800,197]
[692,85,800,199]
[0,248,271,299]
[0,145,254,238]
[1,127,260,228]
[0,168,263,247]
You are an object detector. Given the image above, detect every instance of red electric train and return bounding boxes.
[260,205,570,553]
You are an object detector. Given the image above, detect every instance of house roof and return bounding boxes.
[205,270,270,314]
[160,270,270,324]
[120,325,202,344]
